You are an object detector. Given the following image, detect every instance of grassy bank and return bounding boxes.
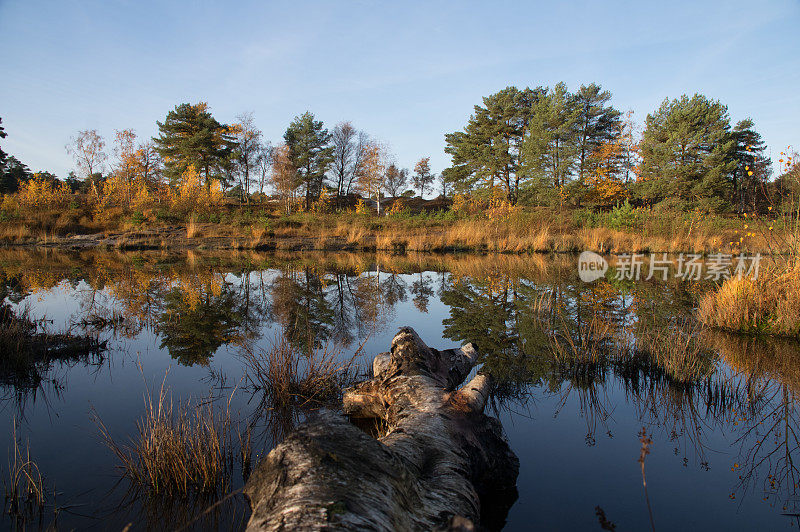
[0,202,783,255]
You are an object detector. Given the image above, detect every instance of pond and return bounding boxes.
[1,249,798,531]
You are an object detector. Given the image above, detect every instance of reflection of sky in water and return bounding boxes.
[1,254,798,530]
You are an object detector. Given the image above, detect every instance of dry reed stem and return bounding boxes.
[5,419,46,519]
[94,370,244,500]
[698,262,800,337]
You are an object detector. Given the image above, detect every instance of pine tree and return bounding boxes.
[637,94,737,211]
[153,102,235,191]
[0,155,31,194]
[522,82,580,192]
[574,84,621,194]
[443,86,541,203]
[731,119,771,212]
[0,117,7,169]
[283,111,334,210]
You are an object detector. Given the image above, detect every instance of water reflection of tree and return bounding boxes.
[326,269,393,346]
[441,267,800,516]
[0,275,106,414]
[8,250,800,518]
[411,272,434,312]
[540,280,737,463]
[441,275,550,399]
[10,255,409,366]
[441,271,726,458]
[158,275,260,366]
[349,272,384,336]
[264,265,407,354]
[270,267,335,352]
[708,332,800,514]
[329,274,358,346]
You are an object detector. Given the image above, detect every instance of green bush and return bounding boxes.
[608,200,639,230]
[572,208,600,228]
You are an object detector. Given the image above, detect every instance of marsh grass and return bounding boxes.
[93,334,361,503]
[94,372,244,501]
[0,302,106,390]
[0,304,37,359]
[699,156,800,337]
[637,319,715,383]
[240,334,362,442]
[535,291,715,385]
[0,199,778,254]
[186,213,199,239]
[4,420,46,523]
[698,261,800,337]
[533,291,616,366]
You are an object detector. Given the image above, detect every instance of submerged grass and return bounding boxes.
[0,304,37,360]
[536,291,716,386]
[637,319,715,383]
[93,333,361,502]
[240,334,362,442]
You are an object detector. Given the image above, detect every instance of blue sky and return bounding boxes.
[1,0,798,179]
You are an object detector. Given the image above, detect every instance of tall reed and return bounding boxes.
[4,419,46,523]
[698,263,800,337]
[240,334,362,442]
[94,373,242,499]
[241,335,360,409]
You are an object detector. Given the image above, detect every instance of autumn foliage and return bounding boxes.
[18,174,71,209]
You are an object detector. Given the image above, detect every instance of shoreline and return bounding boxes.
[0,223,779,255]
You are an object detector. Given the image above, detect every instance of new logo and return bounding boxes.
[578,251,608,282]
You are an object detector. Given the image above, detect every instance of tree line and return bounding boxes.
[0,107,440,213]
[443,84,780,212]
[1,86,797,215]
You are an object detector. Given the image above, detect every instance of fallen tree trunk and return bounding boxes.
[244,327,519,531]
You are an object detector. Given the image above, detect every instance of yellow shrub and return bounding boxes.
[311,188,331,213]
[355,199,369,215]
[486,188,521,221]
[1,194,18,213]
[18,175,71,209]
[132,183,153,211]
[171,166,223,212]
[386,199,407,216]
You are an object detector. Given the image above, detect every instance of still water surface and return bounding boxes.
[1,250,798,530]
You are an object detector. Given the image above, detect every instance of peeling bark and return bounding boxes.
[244,327,518,531]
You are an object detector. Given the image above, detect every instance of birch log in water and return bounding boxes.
[244,327,519,531]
